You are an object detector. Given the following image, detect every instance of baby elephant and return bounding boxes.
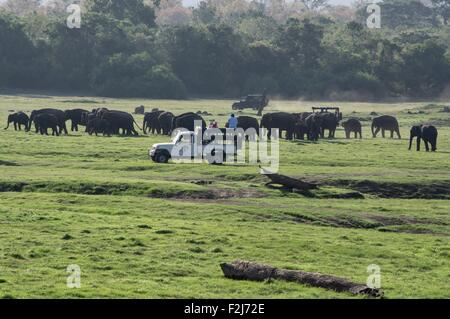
[87,118,112,136]
[5,112,29,131]
[342,119,362,139]
[409,125,438,152]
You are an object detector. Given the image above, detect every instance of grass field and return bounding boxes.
[0,93,449,299]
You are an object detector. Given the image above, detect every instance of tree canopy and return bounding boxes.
[0,0,449,99]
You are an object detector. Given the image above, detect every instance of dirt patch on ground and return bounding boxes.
[151,188,265,200]
[428,118,450,127]
[330,180,450,199]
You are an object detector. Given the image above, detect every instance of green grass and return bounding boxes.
[0,93,449,299]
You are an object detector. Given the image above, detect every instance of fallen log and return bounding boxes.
[220,260,382,297]
[260,167,318,191]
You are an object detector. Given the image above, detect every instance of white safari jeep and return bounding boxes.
[149,130,239,164]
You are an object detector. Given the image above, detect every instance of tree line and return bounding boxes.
[0,0,449,100]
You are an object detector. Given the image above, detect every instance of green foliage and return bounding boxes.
[432,0,450,25]
[0,0,450,99]
[86,0,156,27]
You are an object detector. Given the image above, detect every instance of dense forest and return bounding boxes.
[0,0,449,100]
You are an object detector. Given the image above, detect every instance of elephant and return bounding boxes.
[101,111,140,136]
[305,113,323,141]
[158,112,175,135]
[143,110,164,134]
[294,112,312,122]
[135,105,145,115]
[81,112,97,132]
[235,116,259,133]
[5,112,29,131]
[172,112,206,133]
[409,125,438,152]
[28,109,68,135]
[34,114,60,136]
[260,112,297,140]
[87,118,112,137]
[92,108,110,118]
[342,118,362,139]
[65,109,88,132]
[372,115,401,139]
[294,120,308,140]
[225,116,260,141]
[318,113,339,138]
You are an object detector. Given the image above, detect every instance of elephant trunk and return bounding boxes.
[27,118,33,132]
[371,122,376,137]
[4,118,10,130]
[431,137,437,152]
[408,134,414,150]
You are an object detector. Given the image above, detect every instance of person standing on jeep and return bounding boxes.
[227,114,238,129]
[258,90,268,116]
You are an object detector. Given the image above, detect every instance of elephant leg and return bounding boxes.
[417,137,421,151]
[396,129,401,139]
[424,140,430,152]
[14,123,18,131]
[382,129,385,138]
[432,141,437,152]
[373,127,380,138]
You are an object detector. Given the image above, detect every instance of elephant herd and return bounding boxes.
[4,108,439,152]
[4,108,141,137]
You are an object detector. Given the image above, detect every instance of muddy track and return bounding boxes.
[329,180,450,200]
